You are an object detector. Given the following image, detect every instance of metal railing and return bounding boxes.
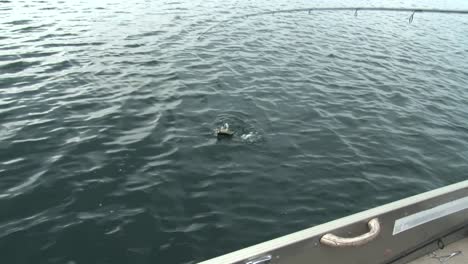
[198,7,468,39]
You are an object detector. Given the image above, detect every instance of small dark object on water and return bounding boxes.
[215,123,234,138]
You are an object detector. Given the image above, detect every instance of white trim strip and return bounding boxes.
[393,196,468,235]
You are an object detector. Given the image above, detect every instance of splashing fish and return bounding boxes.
[215,123,234,137]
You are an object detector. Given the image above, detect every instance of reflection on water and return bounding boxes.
[1,0,468,263]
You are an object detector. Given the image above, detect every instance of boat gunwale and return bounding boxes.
[198,180,468,264]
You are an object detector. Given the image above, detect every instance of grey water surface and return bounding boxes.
[1,0,468,263]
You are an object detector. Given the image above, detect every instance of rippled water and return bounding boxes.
[1,0,468,263]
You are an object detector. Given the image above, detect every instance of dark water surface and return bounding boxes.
[1,0,468,263]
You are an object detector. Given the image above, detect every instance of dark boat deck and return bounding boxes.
[409,237,468,264]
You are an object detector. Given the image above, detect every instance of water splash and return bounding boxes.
[240,131,262,143]
[213,115,264,143]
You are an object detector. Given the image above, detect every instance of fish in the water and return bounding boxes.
[215,123,234,137]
